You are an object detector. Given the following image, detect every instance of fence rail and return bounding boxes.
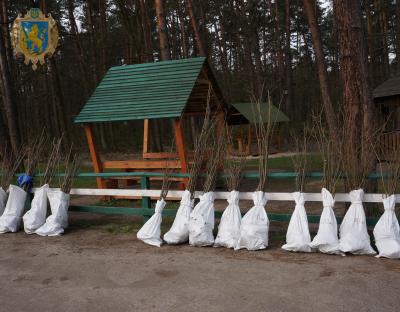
[26,170,400,227]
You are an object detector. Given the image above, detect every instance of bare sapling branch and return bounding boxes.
[291,127,309,192]
[60,146,81,193]
[225,125,245,191]
[160,137,176,200]
[203,122,226,193]
[340,113,384,191]
[42,136,63,186]
[311,112,342,194]
[24,129,47,178]
[187,84,216,197]
[250,88,280,192]
[374,140,400,197]
[0,144,26,188]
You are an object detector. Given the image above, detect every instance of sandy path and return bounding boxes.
[0,212,399,312]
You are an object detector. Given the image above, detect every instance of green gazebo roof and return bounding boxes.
[231,102,289,124]
[75,57,208,123]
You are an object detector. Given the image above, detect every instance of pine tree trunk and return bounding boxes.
[0,1,12,65]
[155,0,170,60]
[0,0,19,156]
[303,0,337,138]
[177,1,189,58]
[67,0,90,98]
[396,0,400,71]
[186,0,206,56]
[334,0,376,190]
[139,0,154,62]
[285,0,292,116]
[98,0,108,77]
[85,0,98,86]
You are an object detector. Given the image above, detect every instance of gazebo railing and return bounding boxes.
[380,130,400,161]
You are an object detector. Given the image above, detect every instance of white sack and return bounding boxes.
[339,189,376,255]
[309,188,342,254]
[137,199,166,247]
[0,185,27,233]
[23,184,49,234]
[188,192,215,246]
[373,195,400,259]
[235,191,269,251]
[36,190,69,236]
[282,192,311,252]
[164,190,194,244]
[0,187,7,216]
[214,190,241,248]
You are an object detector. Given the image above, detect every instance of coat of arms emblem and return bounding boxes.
[11,8,59,70]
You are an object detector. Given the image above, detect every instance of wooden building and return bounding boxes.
[227,102,289,155]
[74,57,227,189]
[374,75,400,159]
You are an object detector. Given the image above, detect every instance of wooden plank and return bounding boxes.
[143,152,178,159]
[84,124,106,189]
[173,118,188,188]
[33,187,400,203]
[103,159,182,169]
[143,119,149,155]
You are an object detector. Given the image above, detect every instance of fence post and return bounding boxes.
[141,176,151,222]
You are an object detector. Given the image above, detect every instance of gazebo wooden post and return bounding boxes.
[143,119,149,156]
[84,124,106,189]
[173,118,188,189]
[246,124,252,155]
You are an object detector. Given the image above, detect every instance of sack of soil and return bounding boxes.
[137,199,166,247]
[0,187,7,216]
[373,195,400,259]
[188,192,215,246]
[214,190,241,248]
[164,190,194,244]
[339,189,375,255]
[0,185,27,233]
[282,192,311,252]
[36,190,69,236]
[23,184,49,234]
[309,188,342,255]
[235,191,269,251]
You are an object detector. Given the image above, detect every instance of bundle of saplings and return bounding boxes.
[164,93,214,245]
[309,116,343,255]
[188,122,225,247]
[0,133,45,233]
[373,147,400,259]
[235,95,275,251]
[36,147,80,236]
[338,118,379,255]
[282,130,311,253]
[23,137,62,234]
[0,145,25,217]
[137,147,173,247]
[214,126,244,248]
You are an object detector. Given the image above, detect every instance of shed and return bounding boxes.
[75,57,227,189]
[227,102,289,155]
[373,75,400,160]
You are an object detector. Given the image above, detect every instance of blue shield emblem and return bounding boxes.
[20,21,49,55]
[11,8,59,70]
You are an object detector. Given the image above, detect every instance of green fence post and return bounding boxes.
[141,176,151,222]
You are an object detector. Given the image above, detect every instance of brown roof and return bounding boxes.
[373,75,400,99]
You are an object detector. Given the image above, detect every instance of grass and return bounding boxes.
[245,154,323,171]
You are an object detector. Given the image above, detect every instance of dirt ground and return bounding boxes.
[0,212,399,312]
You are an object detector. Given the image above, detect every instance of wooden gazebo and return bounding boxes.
[75,57,227,189]
[227,102,289,155]
[374,75,400,160]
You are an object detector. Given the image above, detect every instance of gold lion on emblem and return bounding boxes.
[21,24,45,54]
